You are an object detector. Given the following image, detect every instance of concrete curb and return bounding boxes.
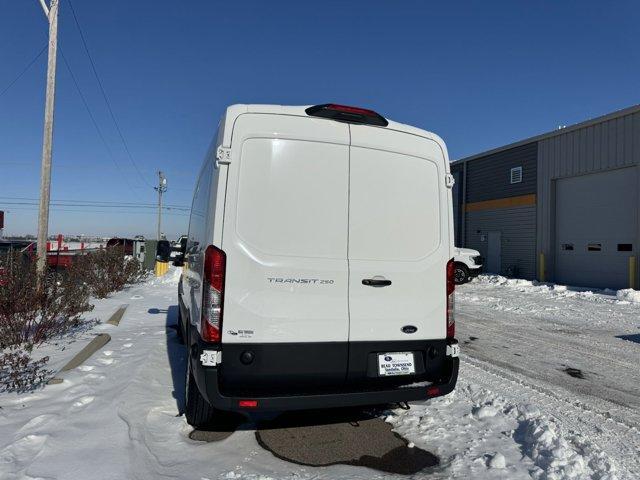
[47,333,111,385]
[46,304,127,385]
[107,304,129,326]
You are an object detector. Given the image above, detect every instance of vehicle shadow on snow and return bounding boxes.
[161,306,439,473]
[163,305,187,415]
[162,305,245,440]
[616,333,640,344]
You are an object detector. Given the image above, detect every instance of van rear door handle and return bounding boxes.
[362,278,392,287]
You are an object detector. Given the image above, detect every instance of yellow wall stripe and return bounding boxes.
[465,194,536,212]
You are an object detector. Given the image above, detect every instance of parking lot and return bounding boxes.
[0,269,637,479]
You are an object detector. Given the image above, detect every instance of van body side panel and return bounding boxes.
[222,114,350,346]
[184,157,218,332]
[211,165,227,250]
[347,125,451,342]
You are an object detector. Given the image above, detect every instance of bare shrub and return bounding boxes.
[68,247,145,299]
[0,253,38,348]
[0,248,143,392]
[0,252,94,350]
[0,348,52,393]
[0,253,77,392]
[34,269,94,345]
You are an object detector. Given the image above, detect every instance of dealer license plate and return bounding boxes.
[378,352,415,376]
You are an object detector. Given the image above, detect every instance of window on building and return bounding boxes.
[617,244,633,252]
[510,166,523,184]
[587,243,602,252]
[561,243,574,251]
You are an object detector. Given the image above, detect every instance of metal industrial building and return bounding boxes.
[451,104,640,290]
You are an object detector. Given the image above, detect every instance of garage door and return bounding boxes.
[555,167,638,289]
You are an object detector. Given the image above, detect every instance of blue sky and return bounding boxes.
[1,0,638,238]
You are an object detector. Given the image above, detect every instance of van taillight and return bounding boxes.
[446,258,455,339]
[202,245,226,343]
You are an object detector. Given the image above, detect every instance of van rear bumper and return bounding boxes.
[205,358,457,413]
[189,335,459,413]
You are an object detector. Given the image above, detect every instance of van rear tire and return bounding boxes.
[184,352,217,429]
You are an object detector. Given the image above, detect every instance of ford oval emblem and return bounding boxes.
[384,355,392,361]
[401,325,418,334]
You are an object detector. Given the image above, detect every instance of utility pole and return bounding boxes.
[155,171,167,240]
[36,0,59,275]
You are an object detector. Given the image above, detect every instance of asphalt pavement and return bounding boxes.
[192,408,439,475]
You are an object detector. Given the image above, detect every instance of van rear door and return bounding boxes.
[220,114,350,392]
[347,125,450,345]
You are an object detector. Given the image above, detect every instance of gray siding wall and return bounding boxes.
[455,142,538,278]
[466,142,537,202]
[466,206,537,279]
[537,110,640,282]
[451,163,464,245]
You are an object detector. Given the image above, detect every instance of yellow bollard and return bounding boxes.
[155,260,169,277]
[630,256,637,290]
[538,252,546,283]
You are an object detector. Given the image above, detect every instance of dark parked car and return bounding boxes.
[106,237,135,255]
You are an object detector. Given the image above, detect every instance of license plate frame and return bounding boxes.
[377,352,416,377]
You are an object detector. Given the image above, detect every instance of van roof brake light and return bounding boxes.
[305,104,389,127]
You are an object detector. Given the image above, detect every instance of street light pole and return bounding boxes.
[36,0,59,274]
[155,171,167,241]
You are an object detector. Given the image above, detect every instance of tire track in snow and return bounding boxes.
[459,313,640,373]
[458,315,640,425]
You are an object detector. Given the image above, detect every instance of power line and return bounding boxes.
[58,48,144,200]
[0,200,189,211]
[0,44,47,99]
[2,205,189,216]
[65,0,153,188]
[0,196,189,208]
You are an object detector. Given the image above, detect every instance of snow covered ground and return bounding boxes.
[0,270,638,479]
[451,275,640,479]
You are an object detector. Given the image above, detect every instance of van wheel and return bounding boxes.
[454,263,470,284]
[184,351,217,429]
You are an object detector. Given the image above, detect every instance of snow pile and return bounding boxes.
[388,380,621,479]
[148,266,182,286]
[488,452,507,469]
[475,274,587,297]
[476,274,539,288]
[473,404,500,419]
[616,289,640,303]
[472,274,639,306]
[515,405,618,480]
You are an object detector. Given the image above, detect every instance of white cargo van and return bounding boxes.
[178,104,459,428]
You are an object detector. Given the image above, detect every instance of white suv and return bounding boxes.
[177,104,460,428]
[453,247,483,284]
